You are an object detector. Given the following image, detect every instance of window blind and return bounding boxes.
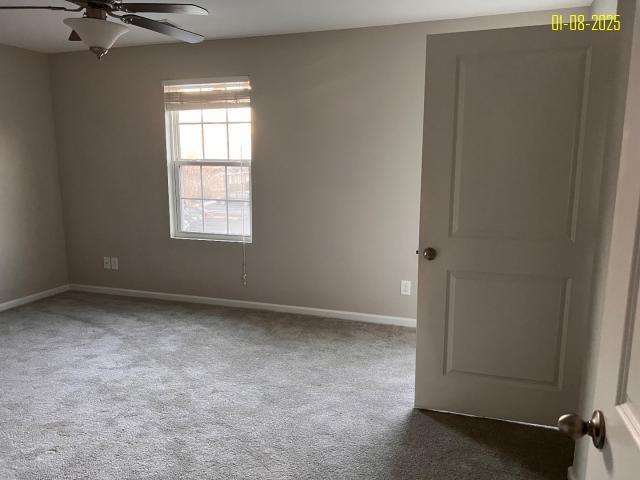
[164,78,251,111]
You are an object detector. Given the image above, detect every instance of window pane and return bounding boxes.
[179,124,203,160]
[178,110,201,123]
[228,107,251,122]
[179,165,202,198]
[202,166,226,200]
[228,123,251,160]
[228,201,251,236]
[204,200,227,234]
[203,124,228,160]
[227,167,251,201]
[181,199,203,233]
[203,108,227,122]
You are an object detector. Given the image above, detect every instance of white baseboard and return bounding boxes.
[69,284,417,328]
[567,466,577,480]
[0,284,70,313]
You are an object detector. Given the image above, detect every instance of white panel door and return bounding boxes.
[584,2,640,477]
[416,26,614,425]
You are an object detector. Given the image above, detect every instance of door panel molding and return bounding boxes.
[617,403,640,449]
[448,47,592,243]
[444,270,571,388]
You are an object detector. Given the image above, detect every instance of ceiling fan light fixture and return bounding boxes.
[63,17,129,59]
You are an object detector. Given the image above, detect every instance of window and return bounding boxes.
[164,78,252,242]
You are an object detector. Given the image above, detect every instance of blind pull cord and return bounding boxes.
[240,142,248,287]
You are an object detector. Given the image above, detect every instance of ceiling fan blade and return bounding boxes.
[68,30,81,41]
[121,14,204,43]
[0,5,81,11]
[115,3,208,15]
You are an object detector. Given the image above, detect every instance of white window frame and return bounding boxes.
[164,77,253,243]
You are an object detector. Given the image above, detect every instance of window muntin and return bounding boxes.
[164,79,252,242]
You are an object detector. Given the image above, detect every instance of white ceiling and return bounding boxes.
[0,0,591,53]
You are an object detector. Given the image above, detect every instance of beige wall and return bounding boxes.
[0,45,68,304]
[49,10,582,319]
[592,0,619,15]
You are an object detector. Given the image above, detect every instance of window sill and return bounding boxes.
[171,232,252,244]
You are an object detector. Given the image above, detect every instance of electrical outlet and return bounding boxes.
[401,280,412,296]
[110,257,119,271]
[103,257,111,270]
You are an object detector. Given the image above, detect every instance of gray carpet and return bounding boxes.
[0,292,573,479]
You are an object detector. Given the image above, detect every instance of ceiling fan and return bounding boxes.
[0,1,208,59]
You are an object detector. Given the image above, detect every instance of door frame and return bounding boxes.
[574,0,640,477]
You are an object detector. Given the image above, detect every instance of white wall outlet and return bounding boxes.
[103,257,111,270]
[110,257,119,271]
[401,280,412,296]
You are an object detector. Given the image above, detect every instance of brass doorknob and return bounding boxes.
[423,247,437,261]
[558,410,606,449]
